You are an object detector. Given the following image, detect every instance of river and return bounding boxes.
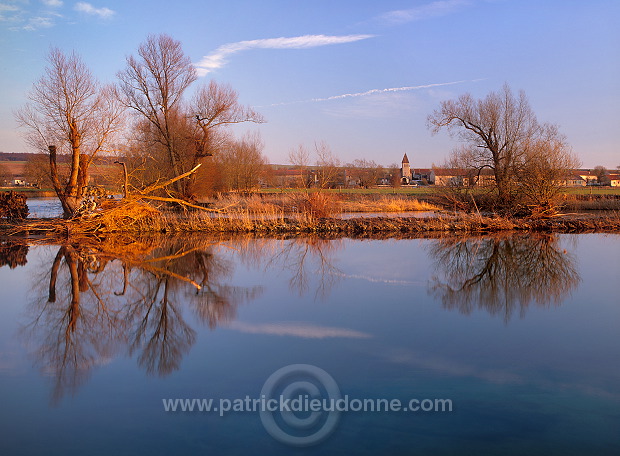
[0,233,618,454]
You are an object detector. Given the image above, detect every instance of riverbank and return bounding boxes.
[3,211,620,238]
[0,188,57,198]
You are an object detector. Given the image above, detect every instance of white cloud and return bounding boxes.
[0,3,20,13]
[1,1,62,30]
[0,2,21,22]
[263,80,472,108]
[378,0,471,25]
[42,0,63,7]
[195,34,375,77]
[228,321,372,339]
[23,15,54,30]
[74,2,114,19]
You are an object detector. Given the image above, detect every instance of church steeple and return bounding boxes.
[401,153,412,183]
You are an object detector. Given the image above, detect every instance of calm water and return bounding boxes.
[27,197,63,218]
[0,233,618,455]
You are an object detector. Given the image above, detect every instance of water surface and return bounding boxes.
[0,233,618,455]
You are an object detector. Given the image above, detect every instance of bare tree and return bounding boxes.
[314,141,341,189]
[288,144,311,188]
[216,132,268,192]
[593,165,609,185]
[347,158,383,188]
[117,34,197,193]
[433,147,487,212]
[0,162,8,186]
[386,162,402,188]
[191,80,265,158]
[15,49,124,217]
[428,84,573,213]
[24,153,52,188]
[517,125,580,213]
[186,81,265,197]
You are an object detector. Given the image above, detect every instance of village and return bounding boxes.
[2,151,619,191]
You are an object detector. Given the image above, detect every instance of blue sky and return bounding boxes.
[1,0,618,167]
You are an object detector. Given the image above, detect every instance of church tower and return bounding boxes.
[401,153,412,184]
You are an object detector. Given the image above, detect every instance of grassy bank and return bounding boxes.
[2,189,620,238]
[4,206,620,237]
[254,187,620,212]
[209,192,440,214]
[257,186,620,197]
[0,187,57,198]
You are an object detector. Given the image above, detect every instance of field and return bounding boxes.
[563,187,620,196]
[258,186,435,195]
[0,161,26,178]
[257,186,620,197]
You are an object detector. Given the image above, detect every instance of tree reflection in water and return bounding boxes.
[17,235,343,402]
[0,240,29,268]
[268,237,343,299]
[428,233,580,322]
[22,236,263,402]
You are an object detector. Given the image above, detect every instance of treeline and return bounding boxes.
[14,32,593,219]
[15,34,267,217]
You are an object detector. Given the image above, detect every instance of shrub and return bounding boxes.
[0,191,29,220]
[293,192,341,219]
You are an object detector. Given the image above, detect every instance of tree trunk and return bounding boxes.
[48,145,79,218]
[77,154,90,197]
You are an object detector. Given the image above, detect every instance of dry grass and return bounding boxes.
[289,192,341,219]
[341,195,439,212]
[8,205,620,238]
[209,192,439,216]
[561,194,620,211]
[4,190,620,238]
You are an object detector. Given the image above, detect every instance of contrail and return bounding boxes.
[260,79,483,107]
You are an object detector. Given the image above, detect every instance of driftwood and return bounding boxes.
[131,164,237,213]
[3,164,238,235]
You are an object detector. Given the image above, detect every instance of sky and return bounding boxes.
[0,0,618,168]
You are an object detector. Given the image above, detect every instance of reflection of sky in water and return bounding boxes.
[0,234,618,455]
[26,198,63,218]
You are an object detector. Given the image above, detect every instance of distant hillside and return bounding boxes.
[0,152,33,161]
[0,152,121,164]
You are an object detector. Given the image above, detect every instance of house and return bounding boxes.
[431,168,464,186]
[560,175,587,187]
[575,169,598,185]
[609,174,620,187]
[431,168,495,187]
[270,167,305,187]
[412,168,433,184]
